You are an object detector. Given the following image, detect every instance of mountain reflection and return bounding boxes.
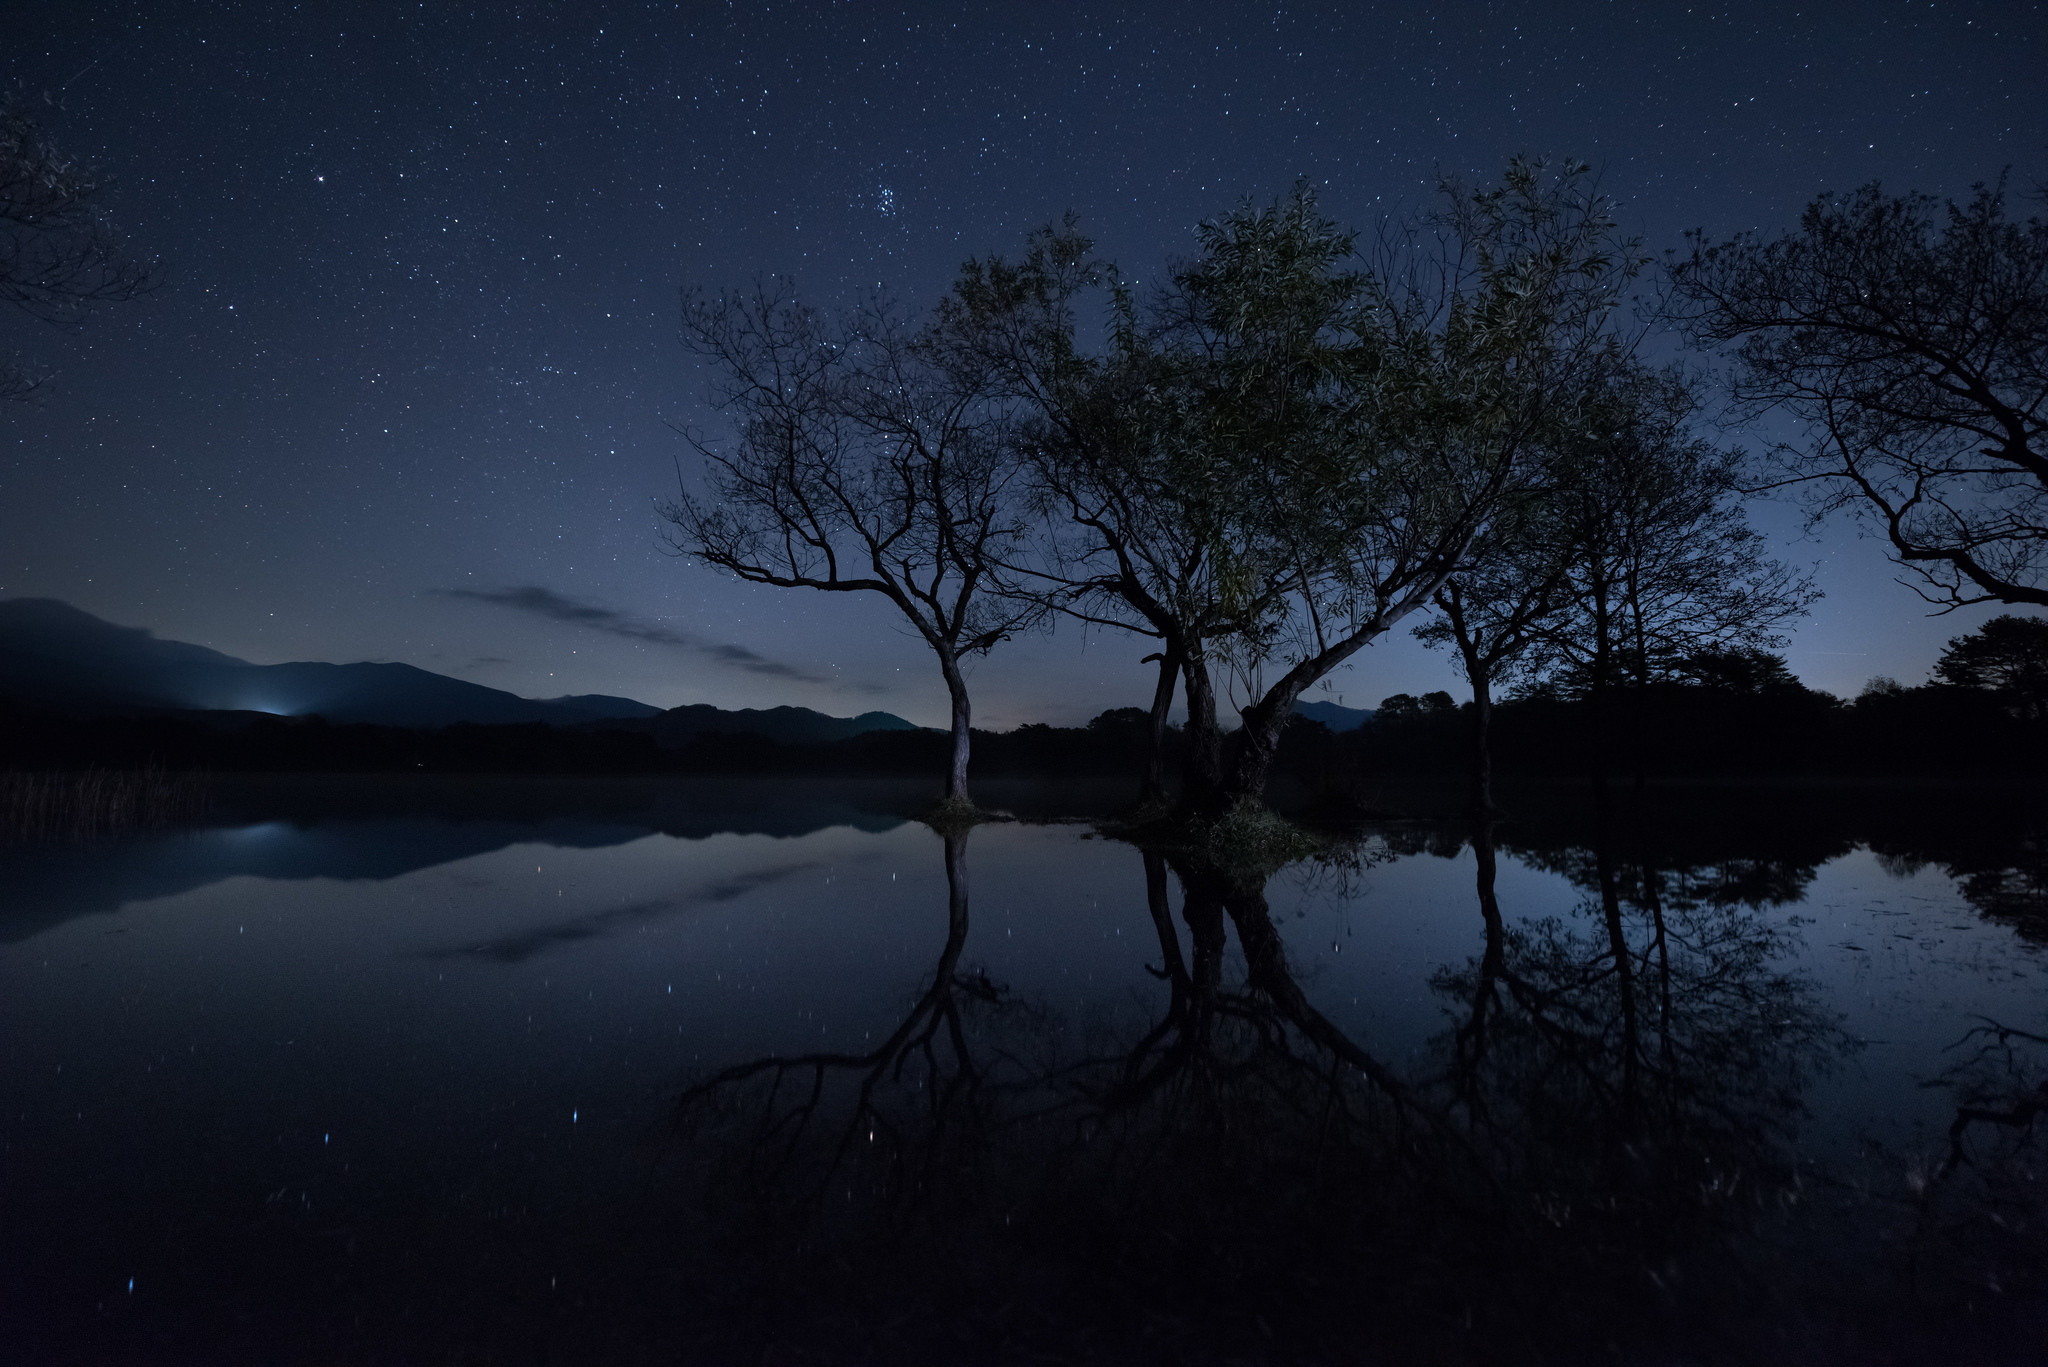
[0,775,917,941]
[671,811,1871,1363]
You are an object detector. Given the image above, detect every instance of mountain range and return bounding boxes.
[1291,698,1375,732]
[0,598,917,743]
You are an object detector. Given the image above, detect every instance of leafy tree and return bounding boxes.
[1,92,157,400]
[1375,692,1421,719]
[1667,179,2048,610]
[952,164,1642,816]
[662,282,1040,806]
[1418,490,1576,812]
[1425,362,1814,798]
[1373,690,1455,720]
[1673,647,1807,695]
[1933,614,2048,719]
[1203,162,1642,810]
[1527,362,1818,706]
[928,217,1222,806]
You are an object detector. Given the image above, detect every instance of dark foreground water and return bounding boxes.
[3,775,2045,1365]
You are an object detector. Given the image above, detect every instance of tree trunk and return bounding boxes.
[942,824,971,940]
[1140,643,1183,807]
[1441,582,1498,815]
[1468,675,1496,816]
[1220,682,1303,811]
[1217,591,1436,809]
[1455,815,1506,1075]
[940,652,972,804]
[1593,783,1640,1125]
[1220,870,1414,1103]
[1179,648,1224,816]
[1588,576,1615,785]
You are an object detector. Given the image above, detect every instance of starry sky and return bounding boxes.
[3,1,2044,728]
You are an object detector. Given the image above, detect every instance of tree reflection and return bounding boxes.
[672,813,1857,1362]
[1872,828,2048,946]
[1433,807,1848,1322]
[674,826,1007,1227]
[1895,1015,2048,1326]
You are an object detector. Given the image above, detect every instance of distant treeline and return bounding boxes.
[4,676,2041,785]
[1350,680,2046,780]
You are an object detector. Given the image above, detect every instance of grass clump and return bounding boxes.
[923,794,985,834]
[0,765,209,845]
[1201,800,1320,875]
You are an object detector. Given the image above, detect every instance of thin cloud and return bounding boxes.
[437,584,863,688]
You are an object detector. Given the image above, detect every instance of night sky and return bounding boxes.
[4,1,2044,728]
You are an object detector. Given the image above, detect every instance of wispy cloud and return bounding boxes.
[437,584,867,689]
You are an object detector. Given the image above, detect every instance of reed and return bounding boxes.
[0,765,210,844]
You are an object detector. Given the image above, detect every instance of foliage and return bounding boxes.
[1524,361,1818,696]
[943,160,1645,811]
[1199,799,1320,873]
[1932,613,2048,718]
[1375,690,1456,719]
[1673,646,1809,695]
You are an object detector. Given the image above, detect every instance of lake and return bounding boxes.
[4,774,2045,1364]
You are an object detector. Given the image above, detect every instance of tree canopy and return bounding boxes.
[1667,179,2048,609]
[1933,614,2048,718]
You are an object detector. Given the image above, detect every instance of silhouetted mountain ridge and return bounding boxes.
[1292,699,1375,731]
[632,703,923,748]
[0,598,913,740]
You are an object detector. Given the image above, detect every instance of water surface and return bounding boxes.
[4,776,2044,1364]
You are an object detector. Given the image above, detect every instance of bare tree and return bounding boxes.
[663,282,1040,806]
[1667,179,2048,610]
[1,92,157,400]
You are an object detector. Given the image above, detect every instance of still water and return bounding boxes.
[4,775,2044,1364]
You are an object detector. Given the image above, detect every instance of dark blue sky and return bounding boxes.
[4,1,2044,726]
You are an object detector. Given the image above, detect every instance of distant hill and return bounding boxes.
[631,703,923,749]
[0,598,661,726]
[0,598,908,740]
[544,693,666,721]
[1293,699,1375,732]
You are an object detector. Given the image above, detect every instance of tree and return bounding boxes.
[927,218,1219,807]
[1193,162,1643,810]
[952,165,1642,817]
[1673,646,1807,695]
[662,282,1039,806]
[2,92,157,400]
[1417,487,1575,812]
[1419,359,1814,802]
[1933,614,2048,719]
[1667,179,2048,610]
[1526,362,1818,711]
